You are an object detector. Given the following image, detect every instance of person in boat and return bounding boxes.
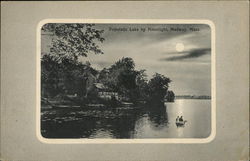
[176,116,179,122]
[179,116,184,122]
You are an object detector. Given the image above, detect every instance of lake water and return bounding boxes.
[41,99,211,138]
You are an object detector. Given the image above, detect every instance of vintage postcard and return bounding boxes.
[1,2,249,161]
[37,19,215,143]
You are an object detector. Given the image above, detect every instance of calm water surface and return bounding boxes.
[41,99,211,138]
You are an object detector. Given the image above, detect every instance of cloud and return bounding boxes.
[161,48,211,61]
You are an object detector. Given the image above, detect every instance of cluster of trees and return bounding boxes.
[41,23,103,102]
[41,23,175,106]
[41,55,97,99]
[98,57,145,103]
[97,57,175,104]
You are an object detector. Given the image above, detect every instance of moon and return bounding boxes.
[175,43,185,52]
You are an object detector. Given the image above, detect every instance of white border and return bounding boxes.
[36,19,216,144]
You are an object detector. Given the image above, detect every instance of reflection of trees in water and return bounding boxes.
[41,104,169,138]
[146,103,169,130]
[99,114,138,138]
[41,109,141,138]
[41,117,97,138]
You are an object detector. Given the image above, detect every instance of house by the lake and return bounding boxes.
[93,83,119,100]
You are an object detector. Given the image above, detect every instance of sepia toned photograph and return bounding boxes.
[40,22,213,139]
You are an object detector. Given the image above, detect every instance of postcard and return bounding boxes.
[1,2,248,161]
[37,19,216,143]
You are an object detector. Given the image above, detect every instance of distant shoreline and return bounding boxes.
[175,95,211,100]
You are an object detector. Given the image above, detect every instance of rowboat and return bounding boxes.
[176,120,187,126]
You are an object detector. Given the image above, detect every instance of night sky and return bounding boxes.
[42,24,211,96]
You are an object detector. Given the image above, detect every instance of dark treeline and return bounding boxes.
[41,23,175,108]
[41,56,175,106]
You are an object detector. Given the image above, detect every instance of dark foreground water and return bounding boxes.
[41,99,211,138]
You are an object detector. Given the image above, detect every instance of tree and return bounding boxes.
[110,57,135,71]
[147,73,171,103]
[41,23,105,100]
[135,70,149,101]
[41,54,98,99]
[166,90,175,102]
[41,54,64,97]
[98,57,135,90]
[41,23,105,62]
[98,57,138,101]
